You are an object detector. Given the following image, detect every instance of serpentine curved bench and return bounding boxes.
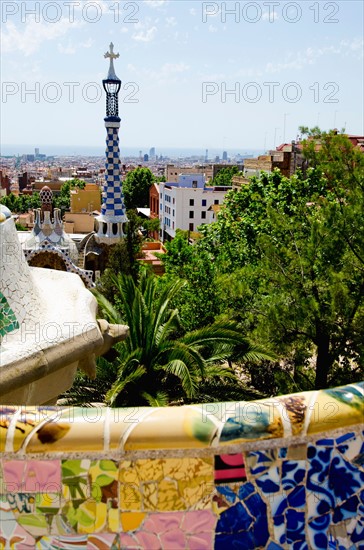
[0,383,363,549]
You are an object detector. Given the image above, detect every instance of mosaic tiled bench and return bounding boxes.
[0,383,363,549]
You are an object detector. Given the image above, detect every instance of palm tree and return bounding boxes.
[91,271,273,407]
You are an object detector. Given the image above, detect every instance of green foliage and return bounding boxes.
[162,231,219,330]
[142,216,160,237]
[89,271,267,407]
[1,192,41,214]
[199,130,364,389]
[97,209,143,303]
[162,230,194,277]
[212,166,239,187]
[123,167,154,209]
[15,223,29,231]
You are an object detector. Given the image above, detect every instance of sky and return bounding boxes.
[1,0,363,154]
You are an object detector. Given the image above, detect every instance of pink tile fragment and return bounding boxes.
[182,510,217,533]
[142,511,182,533]
[160,529,186,549]
[135,530,161,549]
[119,532,141,549]
[3,461,61,492]
[188,533,214,550]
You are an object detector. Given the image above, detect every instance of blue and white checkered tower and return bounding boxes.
[95,43,128,243]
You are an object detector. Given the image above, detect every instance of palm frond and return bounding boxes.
[141,391,169,407]
[204,364,237,380]
[106,364,146,406]
[93,290,123,324]
[155,308,181,346]
[164,359,199,398]
[152,279,186,342]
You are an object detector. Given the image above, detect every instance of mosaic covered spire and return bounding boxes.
[95,43,127,243]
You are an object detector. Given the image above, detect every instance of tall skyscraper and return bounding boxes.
[95,43,127,243]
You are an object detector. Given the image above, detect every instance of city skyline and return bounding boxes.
[1,1,363,151]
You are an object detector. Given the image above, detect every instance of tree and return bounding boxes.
[141,216,160,239]
[199,130,364,390]
[122,167,154,209]
[93,271,270,407]
[97,209,143,303]
[162,231,219,330]
[212,166,239,187]
[1,192,41,214]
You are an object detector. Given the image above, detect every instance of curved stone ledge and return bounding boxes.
[1,383,362,454]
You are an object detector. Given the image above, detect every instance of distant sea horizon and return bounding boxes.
[1,144,265,158]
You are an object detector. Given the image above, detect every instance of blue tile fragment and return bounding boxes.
[336,432,355,444]
[314,532,329,549]
[278,448,287,458]
[237,482,255,501]
[216,501,253,534]
[287,485,305,509]
[216,485,237,504]
[316,438,334,446]
[215,531,255,550]
[286,509,305,543]
[333,495,359,523]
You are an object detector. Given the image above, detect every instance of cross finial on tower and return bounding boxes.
[104,42,120,80]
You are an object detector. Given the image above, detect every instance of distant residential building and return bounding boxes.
[165,164,211,183]
[149,182,160,240]
[18,172,29,191]
[0,171,10,195]
[232,141,305,188]
[159,174,231,241]
[347,135,364,152]
[165,163,241,184]
[64,184,101,234]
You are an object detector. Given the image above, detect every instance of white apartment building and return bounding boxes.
[159,174,231,241]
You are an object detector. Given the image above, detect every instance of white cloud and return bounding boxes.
[265,40,363,73]
[1,19,83,56]
[58,41,76,55]
[144,1,168,8]
[57,37,93,55]
[189,8,197,16]
[132,26,157,42]
[160,62,189,76]
[165,16,177,27]
[208,24,218,33]
[339,38,363,58]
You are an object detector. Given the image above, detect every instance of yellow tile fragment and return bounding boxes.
[120,512,146,532]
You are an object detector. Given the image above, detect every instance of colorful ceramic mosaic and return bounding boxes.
[0,383,363,548]
[0,292,19,338]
